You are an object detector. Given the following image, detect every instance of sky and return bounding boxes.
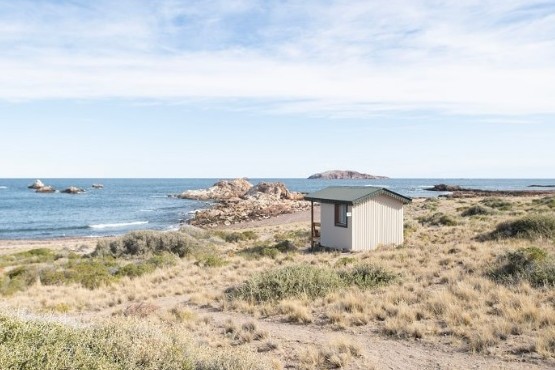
[0,0,554,178]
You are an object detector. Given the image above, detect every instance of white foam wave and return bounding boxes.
[89,221,148,229]
[150,195,167,198]
[140,209,154,212]
[0,186,7,189]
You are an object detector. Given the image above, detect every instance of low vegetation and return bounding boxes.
[489,214,555,240]
[229,264,396,303]
[418,212,458,226]
[3,195,555,367]
[488,247,555,287]
[0,314,266,370]
[461,205,492,217]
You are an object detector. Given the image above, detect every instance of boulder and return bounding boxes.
[61,186,86,194]
[28,179,45,189]
[36,186,55,193]
[178,178,253,200]
[426,184,463,192]
[92,184,104,189]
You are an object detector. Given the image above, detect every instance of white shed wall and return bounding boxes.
[352,195,404,251]
[320,203,352,250]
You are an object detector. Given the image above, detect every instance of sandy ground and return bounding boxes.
[0,237,99,255]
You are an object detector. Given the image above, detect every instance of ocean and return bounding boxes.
[1,178,554,240]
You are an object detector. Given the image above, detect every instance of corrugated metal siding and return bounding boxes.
[352,195,404,251]
[320,203,352,250]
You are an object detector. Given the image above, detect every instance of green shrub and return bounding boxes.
[40,259,117,289]
[0,266,39,295]
[480,198,512,211]
[488,247,555,287]
[418,212,458,226]
[94,230,201,258]
[532,196,555,209]
[195,253,228,268]
[0,248,55,267]
[0,314,267,370]
[490,215,555,240]
[239,239,297,260]
[461,205,492,217]
[213,230,258,243]
[339,264,397,288]
[228,265,344,302]
[229,264,396,303]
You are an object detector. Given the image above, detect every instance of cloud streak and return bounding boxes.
[1,0,555,116]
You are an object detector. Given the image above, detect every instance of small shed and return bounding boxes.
[305,186,411,251]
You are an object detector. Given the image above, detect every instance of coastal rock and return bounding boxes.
[28,179,45,189]
[426,184,555,198]
[178,178,253,201]
[243,182,304,201]
[180,178,310,227]
[426,184,463,192]
[35,186,55,193]
[308,170,388,180]
[92,184,104,189]
[61,186,86,194]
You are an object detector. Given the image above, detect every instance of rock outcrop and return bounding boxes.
[28,179,45,189]
[426,184,555,198]
[61,187,86,194]
[92,184,104,189]
[308,170,388,180]
[178,179,309,227]
[178,178,253,201]
[35,186,56,193]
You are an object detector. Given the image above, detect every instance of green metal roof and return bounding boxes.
[304,186,412,205]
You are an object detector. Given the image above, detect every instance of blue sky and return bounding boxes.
[0,0,554,178]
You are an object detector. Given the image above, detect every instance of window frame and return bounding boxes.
[334,203,348,228]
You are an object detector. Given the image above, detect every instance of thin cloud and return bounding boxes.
[1,0,555,117]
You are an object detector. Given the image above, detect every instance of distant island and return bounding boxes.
[307,170,388,180]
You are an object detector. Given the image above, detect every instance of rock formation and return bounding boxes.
[308,170,388,180]
[426,184,555,198]
[35,186,55,193]
[92,184,104,189]
[28,179,45,189]
[61,187,86,194]
[178,179,309,227]
[178,178,253,201]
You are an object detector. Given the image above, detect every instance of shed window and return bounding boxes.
[335,203,348,227]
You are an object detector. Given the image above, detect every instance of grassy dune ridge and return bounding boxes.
[1,195,555,368]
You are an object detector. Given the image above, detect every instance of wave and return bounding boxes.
[150,195,168,198]
[0,225,88,234]
[0,186,7,189]
[139,209,154,212]
[88,221,149,229]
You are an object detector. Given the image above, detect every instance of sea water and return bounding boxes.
[0,178,553,239]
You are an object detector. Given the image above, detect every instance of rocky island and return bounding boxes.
[308,170,388,180]
[177,178,309,227]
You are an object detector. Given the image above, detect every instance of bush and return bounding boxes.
[480,198,512,211]
[239,239,297,260]
[94,231,202,258]
[40,259,117,289]
[228,265,344,302]
[0,314,268,370]
[229,264,396,303]
[195,253,228,267]
[490,215,555,240]
[0,248,55,267]
[0,266,39,295]
[339,264,397,289]
[418,212,458,226]
[461,205,492,217]
[488,247,555,287]
[532,196,555,209]
[213,231,258,243]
